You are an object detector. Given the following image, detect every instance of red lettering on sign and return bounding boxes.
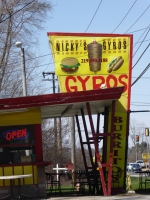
[17,130,22,138]
[77,76,90,91]
[22,129,27,137]
[65,76,77,92]
[5,129,27,140]
[65,74,128,92]
[93,76,105,89]
[11,131,17,139]
[6,132,11,140]
[106,75,117,88]
[118,74,128,92]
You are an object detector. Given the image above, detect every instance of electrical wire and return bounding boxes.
[131,102,150,105]
[0,0,36,23]
[125,5,150,33]
[131,104,150,106]
[0,35,150,73]
[84,0,103,33]
[131,63,150,86]
[129,27,149,34]
[132,43,150,69]
[132,76,150,79]
[0,29,150,68]
[1,36,150,72]
[132,94,150,96]
[133,25,150,48]
[133,27,150,58]
[42,54,53,73]
[111,0,138,33]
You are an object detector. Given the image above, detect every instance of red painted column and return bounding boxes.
[34,124,43,161]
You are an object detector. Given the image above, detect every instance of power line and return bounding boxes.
[133,27,150,58]
[0,36,149,76]
[125,5,150,33]
[129,27,149,34]
[133,25,150,48]
[0,0,36,23]
[131,63,150,86]
[132,43,150,69]
[1,37,150,73]
[132,94,150,96]
[0,32,150,68]
[111,0,138,33]
[84,0,103,33]
[132,76,150,79]
[131,102,150,105]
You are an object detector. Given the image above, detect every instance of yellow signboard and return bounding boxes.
[48,35,130,76]
[47,33,132,109]
[47,32,133,189]
[142,153,150,159]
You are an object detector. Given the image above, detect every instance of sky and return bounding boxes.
[36,0,150,138]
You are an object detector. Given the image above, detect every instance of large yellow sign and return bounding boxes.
[48,33,132,110]
[49,36,129,75]
[48,32,133,189]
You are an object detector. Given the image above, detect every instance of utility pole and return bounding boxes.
[42,72,59,166]
[57,85,62,166]
[71,117,76,171]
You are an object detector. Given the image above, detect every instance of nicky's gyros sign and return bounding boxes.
[47,33,132,97]
[48,33,133,188]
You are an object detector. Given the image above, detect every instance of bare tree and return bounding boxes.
[129,118,146,146]
[0,0,53,96]
[128,119,149,162]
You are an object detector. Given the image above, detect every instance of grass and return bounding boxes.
[130,177,140,190]
[46,176,150,196]
[129,176,150,194]
[46,184,95,196]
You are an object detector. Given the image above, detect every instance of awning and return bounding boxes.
[0,87,124,119]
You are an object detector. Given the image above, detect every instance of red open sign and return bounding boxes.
[4,129,27,141]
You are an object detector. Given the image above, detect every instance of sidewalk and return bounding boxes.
[34,192,150,200]
[44,194,150,200]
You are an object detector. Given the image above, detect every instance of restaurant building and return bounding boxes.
[0,32,133,198]
[0,87,124,198]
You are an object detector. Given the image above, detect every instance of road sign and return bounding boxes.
[142,153,150,159]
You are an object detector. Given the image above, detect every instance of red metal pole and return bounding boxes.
[86,102,108,196]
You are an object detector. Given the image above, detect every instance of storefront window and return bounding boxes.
[0,125,35,164]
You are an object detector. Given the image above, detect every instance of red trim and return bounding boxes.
[0,87,124,110]
[34,124,43,162]
[0,163,35,167]
[127,35,133,111]
[36,162,52,166]
[47,32,132,37]
[0,143,35,148]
